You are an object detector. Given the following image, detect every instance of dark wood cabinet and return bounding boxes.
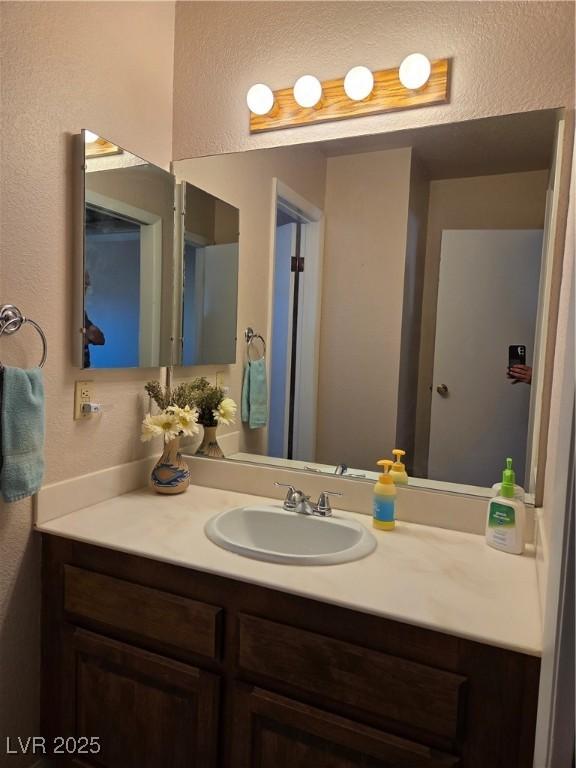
[232,685,460,768]
[69,629,219,768]
[41,535,540,768]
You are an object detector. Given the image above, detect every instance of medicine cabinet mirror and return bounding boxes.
[75,132,240,370]
[173,108,568,500]
[76,131,175,368]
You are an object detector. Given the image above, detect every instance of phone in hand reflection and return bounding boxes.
[507,345,532,385]
[508,345,526,369]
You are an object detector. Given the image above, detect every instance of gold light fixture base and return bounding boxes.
[250,58,450,134]
[85,137,121,158]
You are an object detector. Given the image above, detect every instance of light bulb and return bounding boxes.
[398,53,431,90]
[293,75,322,108]
[246,84,275,116]
[343,66,374,101]
[84,130,99,143]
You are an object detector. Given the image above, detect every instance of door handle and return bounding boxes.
[436,384,449,397]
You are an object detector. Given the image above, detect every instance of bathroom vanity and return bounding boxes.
[39,486,541,768]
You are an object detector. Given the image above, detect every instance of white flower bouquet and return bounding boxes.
[141,378,237,443]
[141,405,199,442]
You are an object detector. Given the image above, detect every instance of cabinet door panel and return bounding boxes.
[70,629,219,768]
[232,685,459,768]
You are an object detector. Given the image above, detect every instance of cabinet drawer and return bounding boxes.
[64,565,222,659]
[238,614,466,741]
[233,685,460,768]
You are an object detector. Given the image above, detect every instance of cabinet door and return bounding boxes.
[231,685,459,768]
[66,629,219,768]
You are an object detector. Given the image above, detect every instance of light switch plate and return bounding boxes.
[74,380,94,420]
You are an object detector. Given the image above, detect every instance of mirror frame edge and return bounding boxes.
[73,131,86,369]
[534,107,575,506]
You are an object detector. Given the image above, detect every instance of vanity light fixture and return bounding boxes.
[84,130,99,143]
[398,53,432,90]
[249,57,449,133]
[293,75,323,108]
[246,83,275,116]
[343,66,375,101]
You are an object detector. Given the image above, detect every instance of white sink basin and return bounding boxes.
[204,504,377,565]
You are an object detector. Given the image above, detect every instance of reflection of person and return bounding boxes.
[83,272,105,367]
[508,365,532,385]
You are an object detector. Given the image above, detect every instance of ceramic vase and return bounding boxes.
[196,425,224,458]
[150,436,190,494]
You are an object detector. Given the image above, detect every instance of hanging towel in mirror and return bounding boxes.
[241,359,268,429]
[0,367,45,503]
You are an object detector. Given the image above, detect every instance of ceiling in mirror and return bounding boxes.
[173,109,558,495]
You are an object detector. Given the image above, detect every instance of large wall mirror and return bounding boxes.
[174,108,566,498]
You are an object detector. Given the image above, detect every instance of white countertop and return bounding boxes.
[36,484,542,656]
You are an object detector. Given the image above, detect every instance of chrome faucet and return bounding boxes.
[274,482,342,517]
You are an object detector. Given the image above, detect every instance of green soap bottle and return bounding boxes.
[485,458,526,555]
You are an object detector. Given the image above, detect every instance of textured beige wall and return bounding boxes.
[317,148,411,469]
[174,145,327,455]
[413,170,550,476]
[0,2,175,763]
[173,1,574,159]
[0,1,571,760]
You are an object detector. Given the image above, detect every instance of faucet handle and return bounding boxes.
[315,490,343,516]
[274,482,298,510]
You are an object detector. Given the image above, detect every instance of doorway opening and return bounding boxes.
[267,182,323,462]
[85,206,142,368]
[84,191,163,368]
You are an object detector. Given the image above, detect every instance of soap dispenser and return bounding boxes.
[373,460,396,531]
[485,458,526,555]
[389,449,409,484]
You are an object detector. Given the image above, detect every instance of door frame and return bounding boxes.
[532,148,575,768]
[266,179,324,461]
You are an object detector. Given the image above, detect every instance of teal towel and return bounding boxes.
[241,359,268,429]
[1,367,45,503]
[241,363,250,424]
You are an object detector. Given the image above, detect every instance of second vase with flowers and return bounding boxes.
[191,377,237,458]
[142,378,237,495]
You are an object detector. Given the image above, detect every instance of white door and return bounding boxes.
[428,229,543,487]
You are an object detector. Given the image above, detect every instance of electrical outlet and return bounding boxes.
[74,380,94,420]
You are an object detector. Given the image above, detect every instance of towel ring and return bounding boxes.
[244,327,266,362]
[0,304,48,368]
